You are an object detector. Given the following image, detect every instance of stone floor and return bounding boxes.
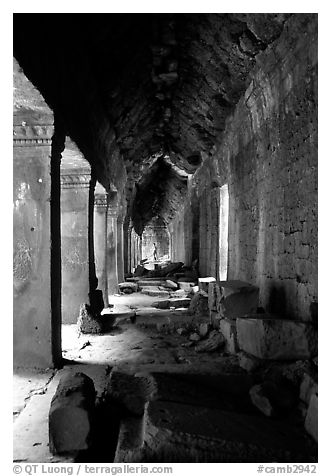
[13,291,317,463]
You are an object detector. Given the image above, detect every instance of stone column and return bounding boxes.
[94,192,109,307]
[139,235,143,264]
[123,216,130,276]
[60,169,90,324]
[117,216,125,283]
[88,174,104,314]
[50,121,65,368]
[13,120,58,368]
[107,206,118,295]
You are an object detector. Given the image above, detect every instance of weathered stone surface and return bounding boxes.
[114,416,145,463]
[305,394,318,442]
[178,281,195,291]
[156,320,175,334]
[219,319,238,354]
[153,299,170,309]
[199,277,216,293]
[236,317,317,360]
[199,322,210,338]
[195,330,225,353]
[77,304,103,333]
[238,351,261,372]
[190,285,199,294]
[140,286,170,297]
[77,304,117,334]
[49,372,95,454]
[300,373,318,406]
[218,280,259,319]
[189,332,201,342]
[249,384,274,417]
[188,292,209,316]
[149,261,183,277]
[169,289,186,298]
[119,281,138,293]
[143,399,316,462]
[250,380,297,417]
[134,265,147,277]
[107,371,157,416]
[138,280,166,287]
[154,297,191,309]
[168,297,191,308]
[165,279,178,289]
[208,281,222,313]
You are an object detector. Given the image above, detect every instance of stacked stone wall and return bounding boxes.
[174,14,317,320]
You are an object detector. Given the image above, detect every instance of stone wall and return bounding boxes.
[61,169,90,324]
[13,130,54,368]
[171,14,317,321]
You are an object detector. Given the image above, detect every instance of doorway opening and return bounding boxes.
[141,216,170,263]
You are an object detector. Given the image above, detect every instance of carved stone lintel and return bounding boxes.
[13,124,54,147]
[61,172,91,189]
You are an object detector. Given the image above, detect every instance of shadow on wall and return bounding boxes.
[267,284,287,316]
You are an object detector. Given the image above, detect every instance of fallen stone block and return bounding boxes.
[168,297,191,308]
[189,332,200,342]
[138,280,166,287]
[195,330,225,353]
[199,277,216,293]
[159,261,184,277]
[78,305,136,333]
[305,394,318,442]
[140,286,170,297]
[219,319,238,354]
[169,289,186,298]
[238,352,261,373]
[165,280,178,289]
[236,317,317,360]
[154,297,191,309]
[199,322,210,338]
[249,384,274,417]
[49,372,96,454]
[300,373,318,405]
[250,378,298,417]
[107,371,157,416]
[178,281,195,292]
[154,299,170,309]
[134,265,147,277]
[188,292,209,316]
[119,282,138,293]
[77,304,103,333]
[190,285,199,294]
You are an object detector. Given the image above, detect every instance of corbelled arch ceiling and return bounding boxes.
[13,13,290,233]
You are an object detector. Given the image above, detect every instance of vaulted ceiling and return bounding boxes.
[13,13,290,232]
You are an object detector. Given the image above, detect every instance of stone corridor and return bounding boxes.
[13,13,317,464]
